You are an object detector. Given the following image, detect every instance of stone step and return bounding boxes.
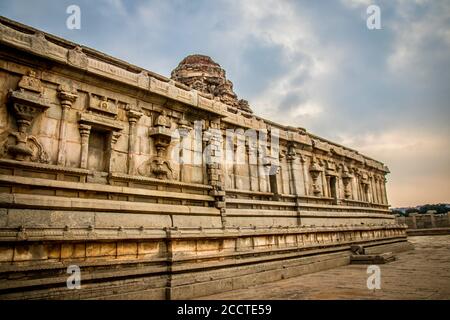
[350,252,396,264]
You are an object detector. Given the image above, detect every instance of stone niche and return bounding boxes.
[77,93,124,171]
[1,71,52,163]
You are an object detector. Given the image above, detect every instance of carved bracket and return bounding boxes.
[139,111,176,180]
[309,157,323,195]
[1,71,51,163]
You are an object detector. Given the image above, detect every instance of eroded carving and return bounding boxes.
[171,54,253,113]
[67,46,88,68]
[309,157,323,195]
[138,111,176,180]
[88,94,118,117]
[1,71,51,163]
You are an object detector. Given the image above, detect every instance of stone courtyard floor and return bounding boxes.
[197,235,450,300]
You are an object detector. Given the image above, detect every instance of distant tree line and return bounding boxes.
[391,203,449,216]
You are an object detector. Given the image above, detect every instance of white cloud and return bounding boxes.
[387,1,450,76]
[336,129,450,206]
[340,0,373,9]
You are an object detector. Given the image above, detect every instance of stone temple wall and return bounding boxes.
[0,16,410,299]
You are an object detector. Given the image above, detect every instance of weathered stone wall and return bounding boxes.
[0,16,408,299]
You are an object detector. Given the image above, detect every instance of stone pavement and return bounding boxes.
[197,235,450,300]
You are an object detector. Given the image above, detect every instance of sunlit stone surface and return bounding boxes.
[0,16,410,300]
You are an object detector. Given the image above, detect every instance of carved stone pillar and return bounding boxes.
[287,149,303,226]
[57,85,78,166]
[378,177,384,204]
[351,169,359,200]
[257,143,264,192]
[246,139,256,191]
[177,119,192,182]
[204,119,227,227]
[108,131,122,172]
[309,157,322,196]
[79,124,91,169]
[232,139,238,189]
[278,153,286,194]
[286,147,297,196]
[382,177,388,205]
[300,155,309,196]
[127,107,143,175]
[374,176,381,204]
[369,175,376,203]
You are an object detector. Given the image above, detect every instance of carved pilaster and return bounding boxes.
[309,157,322,196]
[177,119,192,182]
[57,84,78,166]
[202,120,223,187]
[79,124,91,169]
[127,107,143,175]
[286,144,297,195]
[232,137,238,189]
[108,131,122,173]
[246,138,258,191]
[382,176,388,205]
[342,165,353,199]
[111,131,121,147]
[299,154,309,196]
[204,119,227,226]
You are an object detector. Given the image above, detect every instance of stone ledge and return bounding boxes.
[110,172,212,189]
[0,224,407,241]
[0,237,410,299]
[0,236,407,295]
[406,228,450,236]
[0,174,214,202]
[0,158,91,174]
[0,193,219,215]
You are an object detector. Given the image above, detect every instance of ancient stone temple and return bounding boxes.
[0,17,410,300]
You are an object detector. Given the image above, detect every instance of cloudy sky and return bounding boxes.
[1,0,449,207]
